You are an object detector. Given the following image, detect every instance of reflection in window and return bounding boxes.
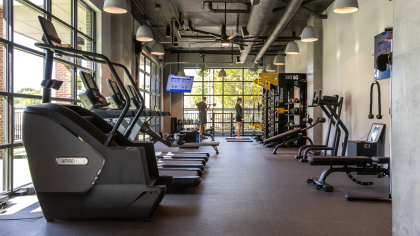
[145,75,150,91]
[13,1,44,51]
[145,93,150,109]
[139,54,145,71]
[78,1,93,37]
[139,72,144,90]
[13,49,44,93]
[145,58,150,74]
[13,146,32,188]
[52,0,71,25]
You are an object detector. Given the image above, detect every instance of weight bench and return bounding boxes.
[306,156,389,192]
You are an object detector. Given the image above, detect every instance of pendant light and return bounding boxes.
[266,63,276,73]
[218,69,226,77]
[285,41,299,54]
[166,25,171,37]
[261,68,267,73]
[334,0,359,14]
[177,69,186,78]
[103,0,127,14]
[218,54,226,77]
[301,26,318,42]
[136,25,154,42]
[177,53,185,78]
[273,55,285,65]
[151,42,165,55]
[174,37,178,47]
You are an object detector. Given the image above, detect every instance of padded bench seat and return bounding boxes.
[371,156,390,164]
[308,156,373,165]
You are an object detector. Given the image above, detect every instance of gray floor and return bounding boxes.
[0,137,391,236]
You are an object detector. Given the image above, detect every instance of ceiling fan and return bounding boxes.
[184,3,263,49]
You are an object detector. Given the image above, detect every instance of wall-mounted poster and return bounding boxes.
[374,31,392,80]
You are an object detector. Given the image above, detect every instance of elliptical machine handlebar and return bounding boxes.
[35,16,131,147]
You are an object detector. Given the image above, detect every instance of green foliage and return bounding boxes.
[14,88,41,108]
[184,69,263,110]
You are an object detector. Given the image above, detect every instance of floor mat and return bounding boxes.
[225,137,253,142]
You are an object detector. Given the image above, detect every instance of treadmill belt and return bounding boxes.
[225,137,253,142]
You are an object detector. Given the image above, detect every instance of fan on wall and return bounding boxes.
[195,63,209,77]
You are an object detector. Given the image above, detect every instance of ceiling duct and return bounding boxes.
[238,0,277,64]
[254,0,303,63]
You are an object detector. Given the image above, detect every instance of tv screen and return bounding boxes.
[166,74,194,93]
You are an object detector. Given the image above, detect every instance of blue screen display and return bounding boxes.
[166,74,194,93]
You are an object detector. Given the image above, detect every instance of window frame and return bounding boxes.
[0,0,96,195]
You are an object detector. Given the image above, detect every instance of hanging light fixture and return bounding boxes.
[301,26,318,42]
[173,37,178,47]
[218,69,227,77]
[261,68,267,73]
[285,41,299,54]
[151,42,165,55]
[177,53,185,78]
[273,55,285,65]
[221,38,230,47]
[334,0,359,14]
[166,25,171,37]
[266,63,276,73]
[103,0,127,14]
[177,69,186,78]
[136,25,154,42]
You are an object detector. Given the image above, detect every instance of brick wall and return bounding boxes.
[53,44,72,100]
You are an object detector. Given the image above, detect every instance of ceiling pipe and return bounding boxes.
[207,2,250,13]
[167,50,282,55]
[188,21,221,38]
[181,35,301,41]
[254,0,303,63]
[238,0,278,64]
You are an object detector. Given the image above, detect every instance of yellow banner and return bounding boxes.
[258,73,279,86]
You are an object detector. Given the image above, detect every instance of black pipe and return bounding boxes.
[42,50,54,104]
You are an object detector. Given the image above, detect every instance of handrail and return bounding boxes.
[34,42,130,147]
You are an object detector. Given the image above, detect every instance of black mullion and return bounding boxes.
[45,0,51,13]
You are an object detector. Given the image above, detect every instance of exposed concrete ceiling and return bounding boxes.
[132,0,334,52]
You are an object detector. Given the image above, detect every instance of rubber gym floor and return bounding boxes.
[0,137,391,236]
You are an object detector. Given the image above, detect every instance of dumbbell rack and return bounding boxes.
[178,119,200,132]
[260,73,308,147]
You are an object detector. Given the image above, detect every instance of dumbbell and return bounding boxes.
[303,118,313,124]
[289,98,300,103]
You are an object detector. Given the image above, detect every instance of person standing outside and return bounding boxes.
[197,97,209,139]
[236,97,243,139]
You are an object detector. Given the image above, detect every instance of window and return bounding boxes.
[138,54,161,136]
[0,0,96,194]
[183,69,261,136]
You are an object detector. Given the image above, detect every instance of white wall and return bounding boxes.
[322,1,393,156]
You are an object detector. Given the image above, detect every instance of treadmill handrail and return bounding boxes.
[34,41,130,147]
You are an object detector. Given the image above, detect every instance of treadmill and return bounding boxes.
[35,17,201,188]
[78,72,207,171]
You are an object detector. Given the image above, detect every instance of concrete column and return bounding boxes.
[391,0,420,235]
[110,0,133,87]
[306,16,323,144]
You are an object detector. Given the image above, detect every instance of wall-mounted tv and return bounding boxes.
[166,74,194,93]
